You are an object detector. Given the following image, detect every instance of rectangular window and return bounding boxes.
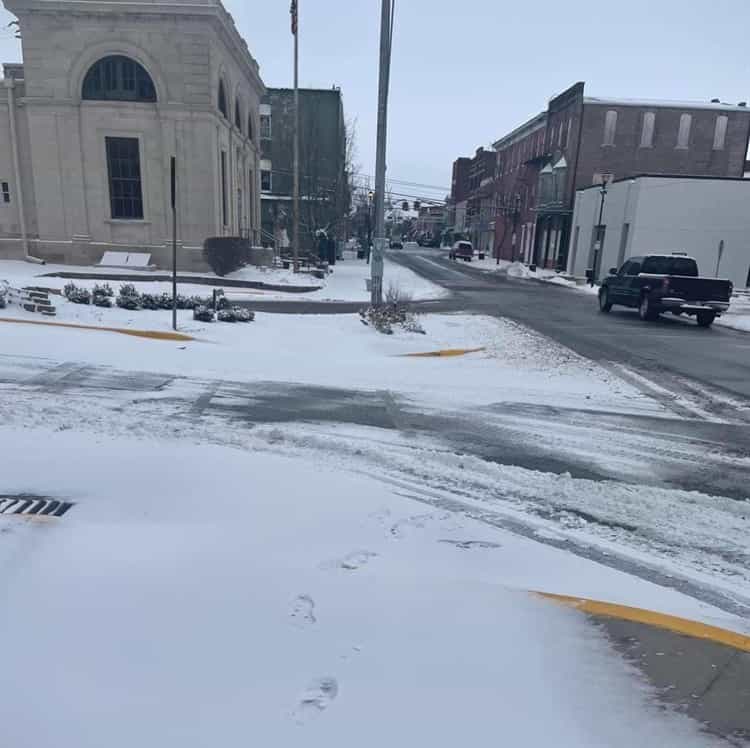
[602,110,618,146]
[105,137,143,219]
[261,169,272,192]
[676,113,692,149]
[260,114,271,139]
[220,150,228,226]
[1,181,9,204]
[640,112,655,148]
[713,115,729,150]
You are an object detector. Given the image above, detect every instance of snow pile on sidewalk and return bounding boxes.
[507,261,580,288]
[0,428,729,747]
[716,292,750,333]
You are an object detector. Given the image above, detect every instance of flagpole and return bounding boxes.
[292,0,300,273]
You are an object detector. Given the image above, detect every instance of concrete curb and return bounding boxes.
[538,591,750,653]
[0,317,194,342]
[400,347,485,358]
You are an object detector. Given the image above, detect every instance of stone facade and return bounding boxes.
[260,87,347,252]
[0,0,265,271]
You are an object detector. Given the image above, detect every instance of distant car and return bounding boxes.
[449,240,474,261]
[598,254,732,327]
[389,239,403,249]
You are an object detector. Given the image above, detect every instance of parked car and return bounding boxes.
[449,240,474,261]
[389,239,403,249]
[598,254,732,327]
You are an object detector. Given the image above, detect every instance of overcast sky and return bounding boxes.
[1,0,749,201]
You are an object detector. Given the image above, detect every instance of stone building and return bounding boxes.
[491,82,750,269]
[259,87,348,252]
[0,0,265,271]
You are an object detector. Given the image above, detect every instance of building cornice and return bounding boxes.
[4,0,264,94]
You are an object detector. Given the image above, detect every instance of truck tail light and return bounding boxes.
[661,277,670,292]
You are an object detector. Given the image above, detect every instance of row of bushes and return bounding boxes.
[62,282,254,323]
[64,282,219,311]
[193,305,254,323]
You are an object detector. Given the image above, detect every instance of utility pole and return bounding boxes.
[170,156,177,331]
[591,182,607,285]
[370,0,394,306]
[291,0,300,272]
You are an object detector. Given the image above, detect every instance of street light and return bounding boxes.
[591,181,608,285]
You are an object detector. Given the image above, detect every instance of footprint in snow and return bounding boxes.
[290,594,316,626]
[339,550,378,571]
[293,677,339,724]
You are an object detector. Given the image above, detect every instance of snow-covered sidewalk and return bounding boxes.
[0,429,728,748]
[0,254,448,303]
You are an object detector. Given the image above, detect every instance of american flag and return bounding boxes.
[290,0,298,35]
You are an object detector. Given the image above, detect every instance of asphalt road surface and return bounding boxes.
[389,248,750,402]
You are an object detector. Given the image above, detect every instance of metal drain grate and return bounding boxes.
[0,495,74,518]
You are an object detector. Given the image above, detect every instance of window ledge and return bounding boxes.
[105,218,152,225]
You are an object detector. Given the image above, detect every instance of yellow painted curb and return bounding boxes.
[401,347,485,358]
[0,316,194,342]
[537,591,750,653]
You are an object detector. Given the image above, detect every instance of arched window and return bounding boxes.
[235,100,243,132]
[218,80,228,118]
[82,56,156,102]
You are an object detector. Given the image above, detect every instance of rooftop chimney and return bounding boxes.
[711,98,721,103]
[739,102,747,107]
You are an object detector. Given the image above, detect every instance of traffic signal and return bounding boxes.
[402,201,409,211]
[413,200,421,211]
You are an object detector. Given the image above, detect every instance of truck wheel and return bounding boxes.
[598,288,612,313]
[697,312,716,328]
[639,295,657,321]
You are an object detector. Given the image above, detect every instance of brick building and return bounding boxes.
[447,148,496,251]
[445,156,471,240]
[492,82,750,269]
[260,87,348,251]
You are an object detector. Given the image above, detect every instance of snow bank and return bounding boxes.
[716,293,750,333]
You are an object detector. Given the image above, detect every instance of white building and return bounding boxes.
[0,0,264,271]
[569,175,750,289]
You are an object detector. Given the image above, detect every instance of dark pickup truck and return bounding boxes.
[598,254,732,327]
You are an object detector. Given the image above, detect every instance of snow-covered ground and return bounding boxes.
[0,430,727,747]
[0,255,447,303]
[0,299,660,413]
[716,292,750,332]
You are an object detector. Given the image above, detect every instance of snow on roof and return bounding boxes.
[553,156,568,169]
[584,96,750,112]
